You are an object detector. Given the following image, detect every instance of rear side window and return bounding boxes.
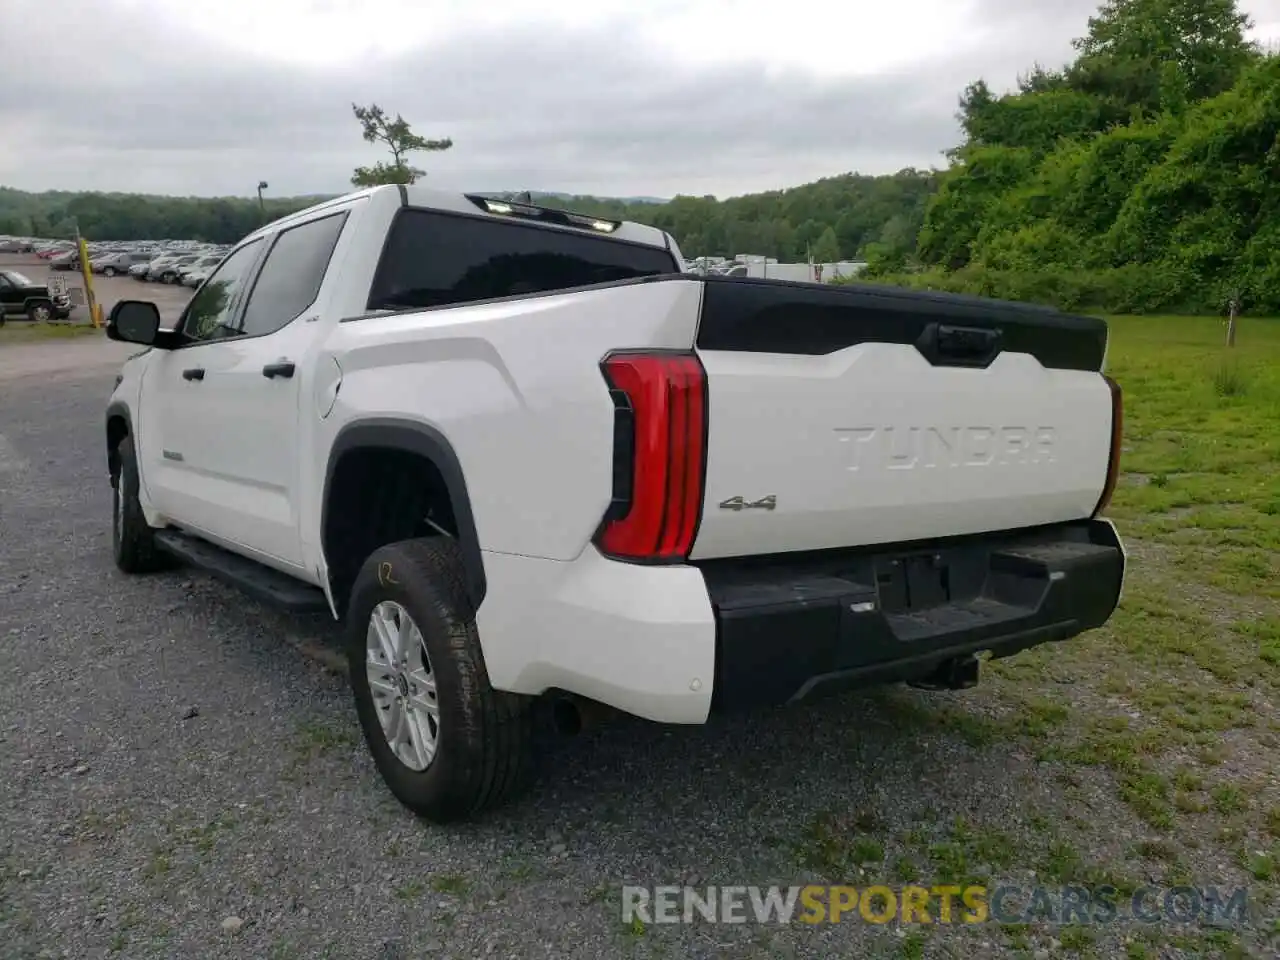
[366,208,677,311]
[240,211,348,337]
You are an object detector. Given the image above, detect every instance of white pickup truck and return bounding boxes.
[104,185,1126,823]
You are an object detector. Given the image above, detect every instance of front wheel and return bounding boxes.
[346,538,532,823]
[26,300,52,323]
[111,435,171,573]
[103,267,117,277]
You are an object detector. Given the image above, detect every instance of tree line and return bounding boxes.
[859,0,1280,315]
[0,100,936,263]
[0,172,936,265]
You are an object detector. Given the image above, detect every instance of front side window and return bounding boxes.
[181,239,263,343]
[239,212,348,337]
[367,208,677,311]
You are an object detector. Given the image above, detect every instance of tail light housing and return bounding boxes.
[596,351,708,562]
[1092,375,1123,517]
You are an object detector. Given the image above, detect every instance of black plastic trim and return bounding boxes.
[105,400,133,477]
[323,419,487,607]
[703,519,1124,712]
[154,529,329,612]
[694,275,1108,372]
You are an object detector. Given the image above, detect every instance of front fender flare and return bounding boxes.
[105,400,133,480]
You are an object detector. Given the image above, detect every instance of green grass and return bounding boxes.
[777,315,1280,957]
[0,321,100,342]
[1103,315,1280,601]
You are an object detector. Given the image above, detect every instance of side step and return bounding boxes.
[153,530,330,613]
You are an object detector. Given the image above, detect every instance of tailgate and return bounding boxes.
[688,278,1115,560]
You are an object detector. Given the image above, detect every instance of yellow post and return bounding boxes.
[76,235,103,328]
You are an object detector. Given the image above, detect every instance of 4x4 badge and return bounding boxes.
[718,495,777,511]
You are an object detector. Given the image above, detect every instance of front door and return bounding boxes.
[138,210,350,572]
[139,237,269,549]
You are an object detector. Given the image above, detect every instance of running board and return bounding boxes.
[153,530,329,613]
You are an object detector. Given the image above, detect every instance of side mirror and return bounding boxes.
[107,300,162,346]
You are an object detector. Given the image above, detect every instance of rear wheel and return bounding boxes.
[103,266,117,277]
[346,538,532,823]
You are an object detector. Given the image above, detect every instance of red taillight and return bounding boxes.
[597,352,707,562]
[1093,375,1123,517]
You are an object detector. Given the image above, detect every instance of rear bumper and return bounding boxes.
[704,519,1125,711]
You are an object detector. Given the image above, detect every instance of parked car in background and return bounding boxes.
[0,269,73,324]
[49,250,85,272]
[181,267,211,288]
[178,255,222,286]
[145,254,201,284]
[93,251,156,277]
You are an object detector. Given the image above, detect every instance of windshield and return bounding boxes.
[5,272,33,285]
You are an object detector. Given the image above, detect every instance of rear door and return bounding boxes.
[689,278,1115,559]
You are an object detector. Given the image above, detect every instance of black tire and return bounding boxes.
[346,537,532,823]
[103,267,117,277]
[162,271,176,284]
[26,300,53,323]
[111,435,170,573]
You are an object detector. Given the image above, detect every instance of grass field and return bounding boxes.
[0,321,101,344]
[780,315,1280,959]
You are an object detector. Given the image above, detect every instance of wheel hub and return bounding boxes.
[365,600,440,772]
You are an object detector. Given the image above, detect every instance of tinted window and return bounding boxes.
[240,212,348,337]
[367,209,677,311]
[181,239,263,343]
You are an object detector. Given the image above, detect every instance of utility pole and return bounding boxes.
[72,219,102,328]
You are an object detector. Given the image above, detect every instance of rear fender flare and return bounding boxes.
[321,419,487,609]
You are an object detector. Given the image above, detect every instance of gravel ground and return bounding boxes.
[0,344,1268,960]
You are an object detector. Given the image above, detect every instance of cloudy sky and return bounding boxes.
[3,0,1279,200]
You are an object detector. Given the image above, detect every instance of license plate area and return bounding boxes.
[875,553,951,614]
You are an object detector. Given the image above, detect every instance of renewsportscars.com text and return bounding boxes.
[621,884,1252,927]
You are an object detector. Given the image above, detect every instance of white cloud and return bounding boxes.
[1,0,1278,198]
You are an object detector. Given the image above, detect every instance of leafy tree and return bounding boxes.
[885,0,1280,315]
[350,103,454,187]
[1071,0,1256,107]
[810,226,841,262]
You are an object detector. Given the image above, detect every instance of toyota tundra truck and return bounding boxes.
[103,184,1126,823]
